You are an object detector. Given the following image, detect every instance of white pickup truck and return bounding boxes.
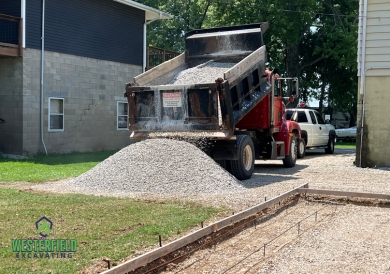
[286,108,336,158]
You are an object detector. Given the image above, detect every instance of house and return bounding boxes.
[356,0,390,167]
[0,0,171,155]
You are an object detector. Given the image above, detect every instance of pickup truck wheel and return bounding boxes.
[298,138,306,159]
[230,135,255,180]
[325,136,335,154]
[283,135,297,168]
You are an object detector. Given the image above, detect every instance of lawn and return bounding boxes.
[0,151,226,273]
[0,150,118,182]
[335,141,356,149]
[1,188,223,274]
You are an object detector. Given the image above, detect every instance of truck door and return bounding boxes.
[310,110,328,146]
[296,111,313,146]
[313,111,329,145]
[308,111,322,146]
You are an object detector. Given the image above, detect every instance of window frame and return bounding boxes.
[117,101,128,130]
[48,97,64,132]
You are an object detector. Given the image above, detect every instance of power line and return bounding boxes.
[273,8,390,20]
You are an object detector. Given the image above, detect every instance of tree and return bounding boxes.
[137,0,358,119]
[138,0,214,51]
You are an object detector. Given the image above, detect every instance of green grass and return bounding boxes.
[0,188,224,274]
[335,141,356,149]
[0,151,118,183]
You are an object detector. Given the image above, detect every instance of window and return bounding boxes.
[117,101,128,130]
[297,112,308,123]
[309,111,317,124]
[314,111,325,124]
[286,111,308,123]
[48,97,64,131]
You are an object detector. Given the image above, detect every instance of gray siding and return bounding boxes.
[26,0,42,49]
[26,0,144,66]
[358,0,390,76]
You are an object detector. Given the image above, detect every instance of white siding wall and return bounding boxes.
[357,0,390,76]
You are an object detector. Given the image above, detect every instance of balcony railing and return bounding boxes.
[0,13,23,57]
[146,46,180,70]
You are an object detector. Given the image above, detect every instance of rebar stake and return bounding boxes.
[103,258,111,269]
[159,235,162,247]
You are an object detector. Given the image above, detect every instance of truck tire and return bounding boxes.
[283,135,297,168]
[230,135,255,180]
[297,137,306,159]
[215,160,231,172]
[325,136,335,154]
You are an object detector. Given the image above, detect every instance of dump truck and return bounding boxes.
[124,23,302,180]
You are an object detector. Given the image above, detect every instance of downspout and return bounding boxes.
[40,0,48,155]
[21,0,25,48]
[143,23,146,72]
[358,0,367,167]
[143,12,162,72]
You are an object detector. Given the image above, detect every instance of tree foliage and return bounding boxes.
[137,0,359,123]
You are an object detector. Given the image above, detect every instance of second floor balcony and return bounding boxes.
[0,13,23,57]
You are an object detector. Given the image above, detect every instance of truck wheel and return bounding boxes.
[215,160,231,172]
[325,136,335,154]
[298,138,306,159]
[283,135,297,168]
[230,135,255,180]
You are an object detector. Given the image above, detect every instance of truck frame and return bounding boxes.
[124,23,302,180]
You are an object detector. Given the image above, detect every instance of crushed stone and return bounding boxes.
[63,139,243,195]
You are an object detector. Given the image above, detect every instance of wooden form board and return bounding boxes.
[297,188,390,200]
[101,183,308,274]
[223,45,266,83]
[134,52,186,86]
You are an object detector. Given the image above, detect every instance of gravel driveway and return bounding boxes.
[29,144,390,273]
[32,144,390,213]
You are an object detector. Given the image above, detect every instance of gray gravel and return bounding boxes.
[169,61,235,85]
[32,148,390,213]
[62,139,242,195]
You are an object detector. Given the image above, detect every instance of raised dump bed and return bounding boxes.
[124,23,270,139]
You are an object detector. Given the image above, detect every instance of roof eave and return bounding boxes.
[113,0,172,21]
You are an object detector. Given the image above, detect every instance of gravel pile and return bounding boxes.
[61,139,242,195]
[170,61,235,85]
[32,149,390,212]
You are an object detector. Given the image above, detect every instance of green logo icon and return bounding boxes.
[35,217,53,237]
